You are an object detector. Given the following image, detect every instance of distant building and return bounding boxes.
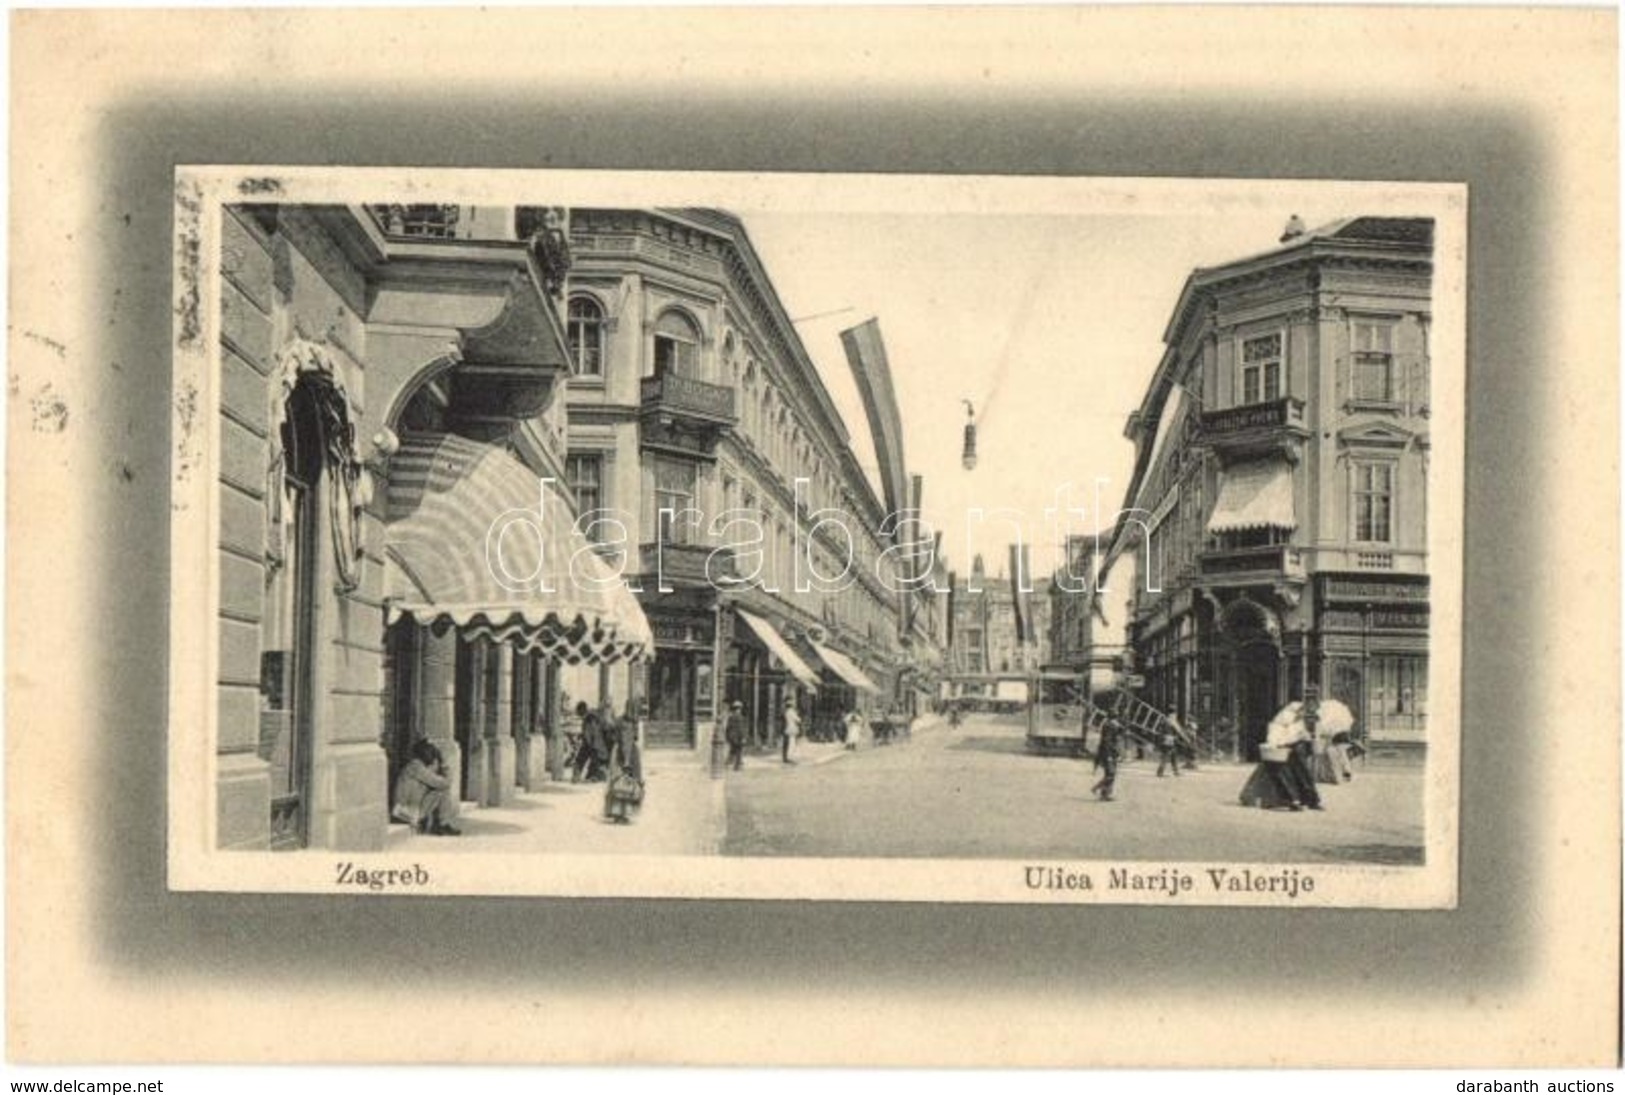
[949,554,1051,684]
[1104,216,1433,759]
[1047,532,1107,672]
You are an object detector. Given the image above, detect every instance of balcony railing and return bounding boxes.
[1200,396,1306,436]
[1199,544,1306,578]
[640,373,738,424]
[368,204,461,239]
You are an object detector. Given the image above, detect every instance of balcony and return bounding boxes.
[638,373,738,461]
[639,542,737,590]
[1199,544,1306,581]
[368,204,461,239]
[1199,396,1310,462]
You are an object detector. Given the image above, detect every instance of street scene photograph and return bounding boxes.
[173,168,1461,903]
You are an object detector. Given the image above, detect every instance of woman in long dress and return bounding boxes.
[1312,699,1358,784]
[1238,701,1308,810]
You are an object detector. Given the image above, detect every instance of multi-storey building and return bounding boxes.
[1047,533,1107,672]
[210,201,649,851]
[561,208,909,746]
[948,555,1051,684]
[1103,216,1432,759]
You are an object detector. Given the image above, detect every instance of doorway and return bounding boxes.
[267,379,325,850]
[1234,642,1280,762]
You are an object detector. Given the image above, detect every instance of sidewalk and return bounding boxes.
[387,747,724,856]
[386,713,947,856]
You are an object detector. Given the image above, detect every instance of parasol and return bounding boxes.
[1316,698,1356,736]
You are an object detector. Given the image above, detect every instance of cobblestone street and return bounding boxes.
[722,714,1426,864]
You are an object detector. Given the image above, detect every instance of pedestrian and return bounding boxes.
[1156,711,1182,778]
[1181,716,1202,771]
[725,699,746,771]
[843,708,864,751]
[781,701,801,764]
[1290,700,1325,811]
[1091,721,1120,801]
[391,739,461,836]
[571,701,608,784]
[603,716,644,824]
[1239,701,1319,810]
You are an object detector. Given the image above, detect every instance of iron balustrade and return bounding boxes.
[639,373,738,423]
[1199,395,1307,436]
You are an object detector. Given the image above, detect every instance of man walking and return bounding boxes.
[1156,710,1183,778]
[1091,721,1120,802]
[724,699,746,771]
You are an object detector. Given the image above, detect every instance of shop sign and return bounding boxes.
[1322,578,1430,604]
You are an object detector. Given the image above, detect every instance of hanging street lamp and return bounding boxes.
[961,399,978,471]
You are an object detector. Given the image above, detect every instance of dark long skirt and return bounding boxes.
[1238,762,1302,808]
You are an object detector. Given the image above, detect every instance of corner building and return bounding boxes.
[213,203,648,851]
[1107,217,1432,760]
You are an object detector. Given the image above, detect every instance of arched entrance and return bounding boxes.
[1218,597,1282,763]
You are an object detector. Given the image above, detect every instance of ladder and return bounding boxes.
[1106,689,1199,751]
[1076,691,1199,755]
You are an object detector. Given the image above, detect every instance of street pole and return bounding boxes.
[710,601,727,779]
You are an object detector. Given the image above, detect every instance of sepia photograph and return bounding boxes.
[8,5,1616,1072]
[169,168,1463,907]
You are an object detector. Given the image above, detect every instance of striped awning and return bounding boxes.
[736,610,821,689]
[808,639,882,695]
[384,432,652,664]
[1207,458,1297,534]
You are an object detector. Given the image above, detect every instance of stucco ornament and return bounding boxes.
[266,338,369,591]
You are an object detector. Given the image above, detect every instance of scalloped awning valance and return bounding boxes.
[384,432,651,665]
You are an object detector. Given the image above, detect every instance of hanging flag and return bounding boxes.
[1009,543,1034,645]
[839,319,909,521]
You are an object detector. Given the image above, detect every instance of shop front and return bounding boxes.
[382,431,652,813]
[640,595,720,749]
[1313,574,1430,752]
[729,608,821,747]
[803,637,882,740]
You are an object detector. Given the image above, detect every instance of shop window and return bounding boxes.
[567,297,605,378]
[1352,321,1395,402]
[1241,332,1283,405]
[649,648,691,723]
[1353,462,1394,543]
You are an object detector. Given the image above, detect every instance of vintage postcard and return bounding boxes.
[168,167,1464,908]
[12,6,1617,1070]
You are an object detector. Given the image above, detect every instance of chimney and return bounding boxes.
[1279,214,1307,243]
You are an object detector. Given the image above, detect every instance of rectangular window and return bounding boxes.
[654,335,698,378]
[653,457,697,545]
[1352,321,1395,402]
[1241,333,1283,406]
[1353,462,1394,542]
[566,454,604,541]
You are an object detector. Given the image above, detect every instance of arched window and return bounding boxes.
[653,310,701,379]
[722,331,738,379]
[567,296,605,378]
